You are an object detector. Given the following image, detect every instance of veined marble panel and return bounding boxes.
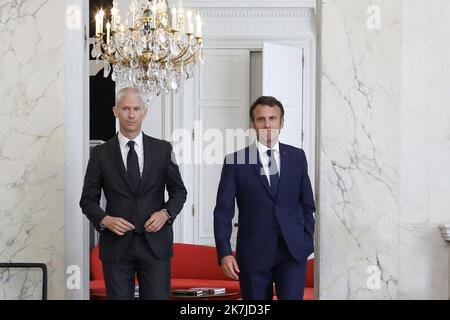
[319,0,402,299]
[0,0,65,300]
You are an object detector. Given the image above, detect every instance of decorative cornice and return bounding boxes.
[204,22,310,36]
[184,0,316,9]
[198,7,315,18]
[197,7,316,38]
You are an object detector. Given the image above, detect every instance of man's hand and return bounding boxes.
[144,210,169,233]
[101,216,135,236]
[221,255,240,280]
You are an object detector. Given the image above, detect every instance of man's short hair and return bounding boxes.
[249,96,285,121]
[115,87,146,107]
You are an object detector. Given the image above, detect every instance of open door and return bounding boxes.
[263,42,304,148]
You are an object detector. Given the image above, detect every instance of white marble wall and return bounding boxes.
[319,0,401,299]
[0,0,65,299]
[320,0,450,299]
[398,0,450,300]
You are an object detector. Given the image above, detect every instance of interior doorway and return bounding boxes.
[191,44,306,248]
[64,1,318,300]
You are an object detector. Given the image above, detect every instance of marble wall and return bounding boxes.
[319,0,450,299]
[398,0,450,300]
[0,0,65,299]
[319,0,401,300]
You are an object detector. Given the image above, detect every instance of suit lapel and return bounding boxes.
[250,144,275,201]
[138,134,158,194]
[276,143,289,201]
[111,134,134,193]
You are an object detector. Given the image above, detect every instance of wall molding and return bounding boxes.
[198,7,315,18]
[200,8,317,39]
[185,0,317,9]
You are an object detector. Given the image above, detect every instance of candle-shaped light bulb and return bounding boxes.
[186,10,193,34]
[195,14,202,38]
[177,6,184,32]
[106,21,111,44]
[171,7,177,31]
[99,8,105,33]
[130,4,136,28]
[151,1,157,27]
[95,12,100,35]
[111,7,117,31]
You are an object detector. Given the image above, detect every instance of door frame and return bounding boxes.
[64,0,91,300]
[174,5,318,244]
[171,4,319,300]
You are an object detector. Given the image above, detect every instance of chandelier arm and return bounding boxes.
[116,46,132,64]
[174,47,200,66]
[184,50,201,66]
[172,53,196,68]
[157,50,171,63]
[172,52,193,66]
[170,44,190,63]
[100,44,117,64]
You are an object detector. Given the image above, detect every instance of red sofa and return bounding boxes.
[303,258,315,300]
[90,243,314,300]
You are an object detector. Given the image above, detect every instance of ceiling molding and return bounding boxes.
[197,7,316,18]
[183,0,317,9]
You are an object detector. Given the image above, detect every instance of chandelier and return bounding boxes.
[92,0,204,100]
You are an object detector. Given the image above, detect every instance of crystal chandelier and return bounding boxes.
[92,0,204,101]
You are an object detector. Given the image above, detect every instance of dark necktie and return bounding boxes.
[127,141,140,194]
[266,149,279,197]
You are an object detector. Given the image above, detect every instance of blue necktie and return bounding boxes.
[127,141,140,194]
[266,149,279,197]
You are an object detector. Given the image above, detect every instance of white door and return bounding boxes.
[193,49,250,246]
[263,43,304,148]
[192,44,305,247]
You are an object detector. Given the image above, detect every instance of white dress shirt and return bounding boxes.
[118,131,144,178]
[256,140,281,186]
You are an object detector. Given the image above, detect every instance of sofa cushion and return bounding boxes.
[172,243,231,280]
[305,259,314,288]
[90,279,107,299]
[90,245,103,281]
[303,287,314,300]
[90,279,105,292]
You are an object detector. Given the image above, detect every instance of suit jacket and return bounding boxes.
[80,133,187,262]
[213,143,316,272]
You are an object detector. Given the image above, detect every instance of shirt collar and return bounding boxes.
[256,140,280,155]
[118,131,143,149]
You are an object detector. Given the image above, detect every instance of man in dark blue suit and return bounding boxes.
[213,96,316,300]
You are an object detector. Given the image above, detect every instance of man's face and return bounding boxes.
[113,92,147,135]
[251,104,284,147]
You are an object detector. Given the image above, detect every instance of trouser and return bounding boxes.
[239,235,307,300]
[102,232,171,300]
